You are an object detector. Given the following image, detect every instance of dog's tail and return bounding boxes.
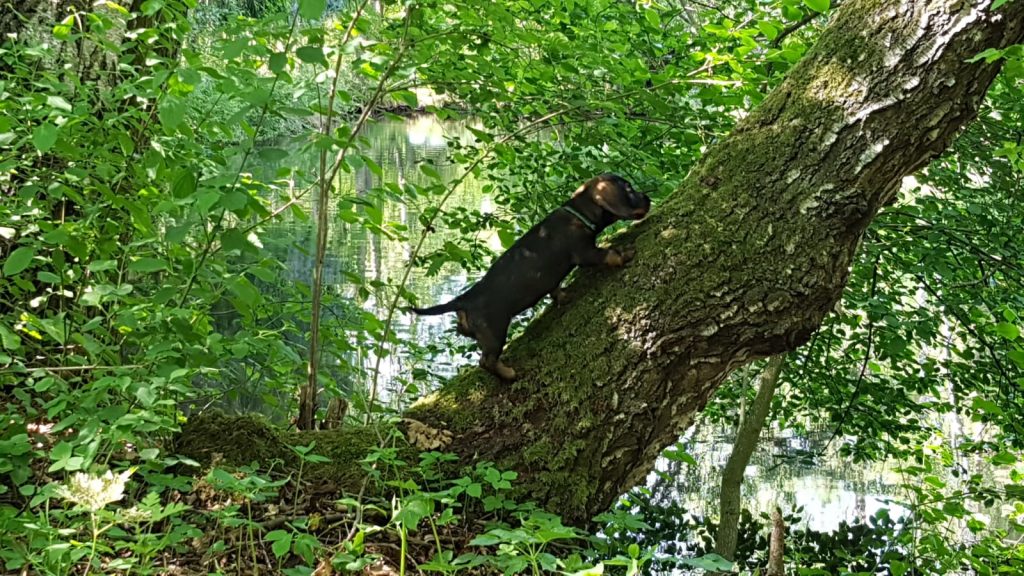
[408,299,460,315]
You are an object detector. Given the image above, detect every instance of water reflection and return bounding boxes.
[254,115,486,407]
[648,427,905,533]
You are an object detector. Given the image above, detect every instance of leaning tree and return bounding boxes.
[185,0,1024,524]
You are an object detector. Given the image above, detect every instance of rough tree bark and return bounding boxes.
[714,355,786,562]
[401,0,1024,524]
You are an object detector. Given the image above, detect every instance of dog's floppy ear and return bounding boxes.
[590,177,635,219]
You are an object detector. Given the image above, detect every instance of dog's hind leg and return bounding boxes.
[475,318,516,380]
[455,310,475,337]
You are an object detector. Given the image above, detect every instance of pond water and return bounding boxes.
[250,115,995,540]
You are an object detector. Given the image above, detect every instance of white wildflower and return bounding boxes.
[56,468,135,512]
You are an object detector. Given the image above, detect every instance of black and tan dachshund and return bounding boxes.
[411,173,651,380]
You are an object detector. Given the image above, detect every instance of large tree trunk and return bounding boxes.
[404,0,1024,524]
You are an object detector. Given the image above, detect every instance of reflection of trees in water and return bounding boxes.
[203,117,488,417]
[631,422,1014,574]
[642,425,902,533]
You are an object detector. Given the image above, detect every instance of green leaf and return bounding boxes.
[158,98,186,130]
[678,554,734,571]
[992,451,1017,466]
[87,260,118,272]
[758,21,780,40]
[803,0,830,13]
[38,316,67,344]
[269,52,287,73]
[47,95,73,113]
[220,228,254,253]
[968,47,1004,63]
[361,155,383,177]
[298,0,325,19]
[419,163,442,180]
[258,147,289,163]
[272,532,292,558]
[469,533,502,546]
[391,90,418,109]
[3,246,35,276]
[992,0,1010,9]
[51,441,72,462]
[296,45,326,66]
[32,123,58,152]
[663,446,698,466]
[195,191,221,214]
[172,171,196,198]
[128,257,168,273]
[971,397,1003,416]
[643,9,660,28]
[995,322,1020,340]
[136,384,157,407]
[37,271,62,283]
[141,0,163,15]
[1008,349,1024,369]
[781,4,804,20]
[0,325,21,350]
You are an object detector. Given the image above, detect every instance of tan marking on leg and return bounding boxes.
[604,250,625,267]
[480,356,517,380]
[456,310,473,337]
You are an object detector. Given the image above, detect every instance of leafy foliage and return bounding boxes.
[1,0,1023,573]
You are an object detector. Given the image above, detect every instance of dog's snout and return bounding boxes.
[631,194,651,219]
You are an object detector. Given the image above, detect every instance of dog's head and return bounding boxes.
[574,173,651,220]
